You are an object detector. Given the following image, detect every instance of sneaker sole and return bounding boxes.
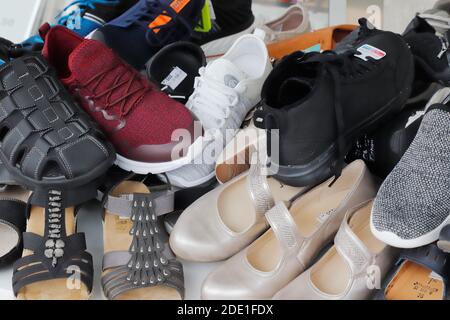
[370,214,450,249]
[115,137,204,175]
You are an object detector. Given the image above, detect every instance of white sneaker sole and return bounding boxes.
[115,138,204,175]
[370,210,450,249]
[159,170,216,189]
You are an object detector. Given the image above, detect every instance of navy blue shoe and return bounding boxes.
[22,0,137,49]
[91,0,205,69]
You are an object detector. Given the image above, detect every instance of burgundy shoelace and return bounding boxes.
[81,62,151,117]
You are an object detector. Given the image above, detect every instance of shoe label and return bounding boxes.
[355,44,386,61]
[317,209,335,224]
[304,43,322,53]
[149,0,191,33]
[161,66,188,91]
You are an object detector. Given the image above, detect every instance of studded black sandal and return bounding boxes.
[0,40,115,205]
[100,173,185,300]
[12,189,93,300]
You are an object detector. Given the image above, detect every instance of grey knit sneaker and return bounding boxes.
[371,91,450,249]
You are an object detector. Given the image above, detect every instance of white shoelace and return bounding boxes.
[187,67,246,135]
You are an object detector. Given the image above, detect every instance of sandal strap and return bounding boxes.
[12,243,93,296]
[102,192,184,300]
[101,250,184,300]
[334,210,372,275]
[247,158,274,216]
[0,200,27,266]
[104,191,175,218]
[265,202,304,253]
[12,190,94,297]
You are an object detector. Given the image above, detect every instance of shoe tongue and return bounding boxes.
[68,39,120,82]
[204,59,248,88]
[277,77,314,106]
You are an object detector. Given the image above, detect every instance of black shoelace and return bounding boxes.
[300,50,378,185]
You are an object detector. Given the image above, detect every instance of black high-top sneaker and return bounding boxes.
[254,19,414,187]
[403,2,450,86]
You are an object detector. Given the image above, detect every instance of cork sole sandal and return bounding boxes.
[101,180,184,300]
[377,244,448,300]
[12,190,93,300]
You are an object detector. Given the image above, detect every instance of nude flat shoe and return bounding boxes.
[273,200,397,300]
[215,121,266,184]
[201,160,377,300]
[170,161,305,262]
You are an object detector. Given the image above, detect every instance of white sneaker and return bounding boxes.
[202,4,310,61]
[160,34,272,188]
[257,4,311,44]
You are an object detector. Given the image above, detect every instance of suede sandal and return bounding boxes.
[100,172,189,300]
[12,189,93,300]
[374,244,449,300]
[0,198,27,267]
[0,41,115,204]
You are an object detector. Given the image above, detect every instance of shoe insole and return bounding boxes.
[384,262,444,300]
[103,181,181,300]
[309,203,386,296]
[218,176,303,234]
[0,223,19,257]
[147,42,205,103]
[246,161,365,273]
[215,126,265,184]
[17,206,90,300]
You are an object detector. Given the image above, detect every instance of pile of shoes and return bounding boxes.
[0,0,448,301]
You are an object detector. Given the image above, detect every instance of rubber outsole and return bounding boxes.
[115,137,204,175]
[370,212,450,249]
[0,149,116,205]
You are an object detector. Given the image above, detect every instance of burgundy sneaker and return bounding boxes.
[41,25,197,174]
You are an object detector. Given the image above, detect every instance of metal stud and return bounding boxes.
[56,240,65,248]
[54,248,64,258]
[44,249,53,258]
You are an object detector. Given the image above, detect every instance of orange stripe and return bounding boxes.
[149,0,190,33]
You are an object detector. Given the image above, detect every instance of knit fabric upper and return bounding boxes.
[163,58,255,187]
[372,105,450,239]
[43,27,193,160]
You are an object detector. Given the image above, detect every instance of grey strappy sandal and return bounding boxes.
[100,174,184,300]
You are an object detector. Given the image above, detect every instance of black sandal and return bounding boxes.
[0,39,115,205]
[12,189,93,300]
[0,198,27,267]
[438,225,450,253]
